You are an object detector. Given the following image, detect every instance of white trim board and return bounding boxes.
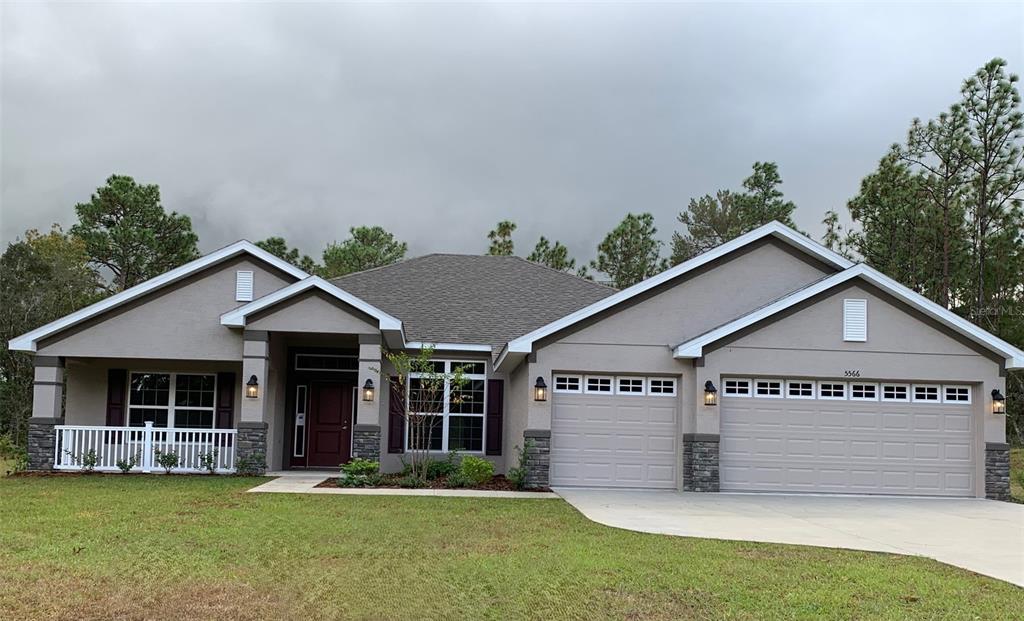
[495,221,853,370]
[8,240,309,352]
[672,263,1024,369]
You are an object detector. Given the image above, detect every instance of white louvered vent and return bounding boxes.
[235,270,254,302]
[843,298,867,342]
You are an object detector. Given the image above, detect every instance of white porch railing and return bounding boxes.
[54,422,237,473]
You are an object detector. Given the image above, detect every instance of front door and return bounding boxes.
[307,381,353,468]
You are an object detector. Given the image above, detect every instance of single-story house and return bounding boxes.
[11,222,1018,499]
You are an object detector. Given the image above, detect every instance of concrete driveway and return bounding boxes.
[555,488,1024,587]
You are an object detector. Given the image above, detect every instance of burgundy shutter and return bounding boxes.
[216,372,235,429]
[485,379,504,455]
[388,376,405,453]
[106,369,128,426]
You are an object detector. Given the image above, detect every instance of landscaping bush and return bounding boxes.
[425,452,458,480]
[338,458,381,487]
[198,450,219,474]
[506,440,533,490]
[115,453,139,474]
[0,434,28,475]
[154,449,179,474]
[65,448,98,473]
[235,452,266,476]
[444,470,472,488]
[458,455,494,486]
[397,474,426,488]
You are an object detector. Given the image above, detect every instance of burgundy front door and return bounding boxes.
[307,382,353,468]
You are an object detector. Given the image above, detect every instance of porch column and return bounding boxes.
[352,334,382,462]
[238,331,269,474]
[27,356,64,471]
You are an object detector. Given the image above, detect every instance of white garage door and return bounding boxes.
[720,378,976,497]
[550,375,678,489]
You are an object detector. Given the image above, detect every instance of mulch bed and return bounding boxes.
[314,474,550,492]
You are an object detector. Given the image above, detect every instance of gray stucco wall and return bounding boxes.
[37,257,295,360]
[247,290,379,334]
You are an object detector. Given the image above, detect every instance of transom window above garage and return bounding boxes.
[850,383,878,401]
[558,375,678,396]
[648,378,677,396]
[881,384,909,402]
[818,383,847,399]
[553,375,582,393]
[943,385,971,403]
[754,380,783,397]
[913,385,940,402]
[616,377,645,395]
[585,376,613,393]
[786,381,815,398]
[723,379,751,396]
[721,377,971,405]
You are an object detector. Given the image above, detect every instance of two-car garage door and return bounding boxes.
[720,378,976,497]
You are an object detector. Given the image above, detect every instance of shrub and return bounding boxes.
[338,472,386,488]
[339,458,380,487]
[1,435,28,475]
[235,452,266,476]
[506,440,533,490]
[198,450,219,474]
[458,455,494,486]
[397,474,426,488]
[444,470,472,488]
[1015,468,1024,492]
[65,448,98,473]
[115,453,139,474]
[425,452,458,481]
[154,449,179,474]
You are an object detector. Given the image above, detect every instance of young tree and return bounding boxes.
[0,227,104,446]
[669,191,741,263]
[486,220,516,256]
[527,236,577,272]
[255,236,319,274]
[378,347,466,482]
[321,226,408,278]
[732,161,799,231]
[590,213,666,288]
[821,210,845,254]
[70,175,200,292]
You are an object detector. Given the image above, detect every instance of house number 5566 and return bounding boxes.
[844,370,861,377]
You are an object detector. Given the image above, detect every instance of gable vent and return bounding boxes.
[843,298,867,342]
[235,271,254,302]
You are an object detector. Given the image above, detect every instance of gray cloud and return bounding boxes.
[2,2,1022,263]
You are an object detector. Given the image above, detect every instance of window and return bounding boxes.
[648,378,677,396]
[843,299,867,342]
[554,375,582,393]
[616,377,645,395]
[754,380,783,398]
[295,354,358,372]
[723,378,751,397]
[943,385,971,404]
[850,383,878,401]
[235,270,254,302]
[819,382,846,399]
[407,360,487,452]
[128,372,216,429]
[585,376,613,393]
[881,384,909,402]
[787,381,815,399]
[913,385,940,402]
[293,385,307,457]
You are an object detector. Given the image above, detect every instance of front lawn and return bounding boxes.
[0,476,1019,620]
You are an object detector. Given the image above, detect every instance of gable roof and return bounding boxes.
[331,254,615,352]
[673,263,1024,369]
[495,221,853,369]
[8,240,309,353]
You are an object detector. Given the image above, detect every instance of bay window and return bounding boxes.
[407,360,486,452]
[128,372,217,429]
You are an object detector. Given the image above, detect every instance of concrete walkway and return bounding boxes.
[556,488,1024,587]
[248,472,558,499]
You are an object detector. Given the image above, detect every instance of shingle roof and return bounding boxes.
[330,254,615,351]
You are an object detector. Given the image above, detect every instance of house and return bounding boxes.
[11,222,1018,499]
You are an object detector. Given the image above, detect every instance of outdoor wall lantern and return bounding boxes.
[703,380,718,407]
[363,379,376,402]
[992,389,1006,415]
[534,377,548,402]
[245,374,259,399]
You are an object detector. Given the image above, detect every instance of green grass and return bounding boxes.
[1012,448,1024,503]
[0,477,1020,620]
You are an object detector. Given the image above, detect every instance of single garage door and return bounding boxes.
[720,378,976,496]
[550,374,679,488]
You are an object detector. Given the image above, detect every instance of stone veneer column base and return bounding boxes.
[682,433,720,492]
[236,422,268,475]
[523,429,551,489]
[27,417,63,471]
[985,442,1010,501]
[352,424,381,462]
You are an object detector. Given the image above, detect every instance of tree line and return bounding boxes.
[1,57,1021,453]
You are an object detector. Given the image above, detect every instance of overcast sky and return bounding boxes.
[2,2,1022,262]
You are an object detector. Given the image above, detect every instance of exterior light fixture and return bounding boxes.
[703,380,718,406]
[362,379,375,402]
[992,389,1006,415]
[245,374,259,399]
[534,377,548,402]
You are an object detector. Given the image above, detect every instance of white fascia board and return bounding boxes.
[498,222,853,369]
[8,240,309,352]
[673,264,1024,369]
[220,276,403,332]
[405,342,493,353]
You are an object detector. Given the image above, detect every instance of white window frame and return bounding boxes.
[553,375,582,394]
[584,376,613,394]
[818,382,847,400]
[407,360,487,454]
[753,379,784,398]
[126,371,218,429]
[786,380,816,399]
[648,378,677,396]
[723,378,751,397]
[849,382,879,401]
[942,384,972,404]
[294,353,359,372]
[615,376,646,396]
[880,384,910,402]
[912,384,941,403]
